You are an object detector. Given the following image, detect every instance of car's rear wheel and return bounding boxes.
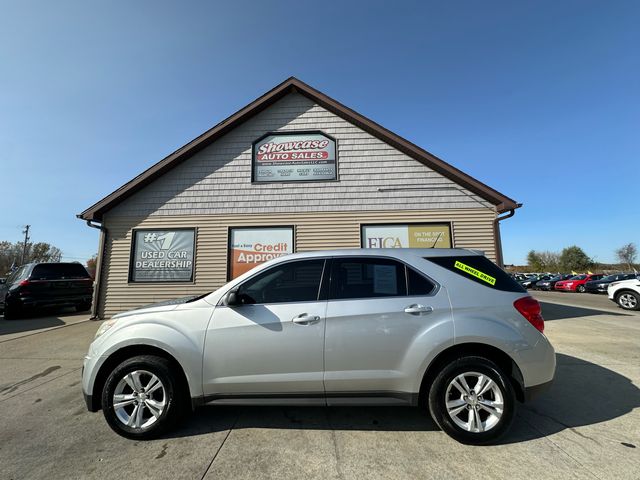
[428,356,515,445]
[76,302,92,312]
[616,291,640,311]
[576,285,586,293]
[101,355,185,439]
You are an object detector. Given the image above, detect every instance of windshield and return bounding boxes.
[571,275,587,280]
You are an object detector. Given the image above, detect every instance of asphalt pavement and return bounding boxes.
[0,292,638,480]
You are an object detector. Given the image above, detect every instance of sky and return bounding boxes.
[1,0,638,265]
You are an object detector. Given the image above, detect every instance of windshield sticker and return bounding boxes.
[454,261,496,286]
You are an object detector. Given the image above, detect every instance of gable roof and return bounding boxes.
[78,77,520,221]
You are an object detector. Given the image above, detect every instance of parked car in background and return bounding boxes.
[585,273,638,294]
[534,274,573,291]
[82,249,555,445]
[554,274,605,293]
[0,263,93,319]
[608,276,640,310]
[520,275,553,289]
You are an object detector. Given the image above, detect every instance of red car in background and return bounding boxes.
[555,274,605,293]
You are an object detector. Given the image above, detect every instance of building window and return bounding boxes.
[361,223,453,249]
[129,229,196,283]
[228,226,295,280]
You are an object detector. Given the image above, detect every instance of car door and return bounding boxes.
[323,256,452,399]
[202,258,328,399]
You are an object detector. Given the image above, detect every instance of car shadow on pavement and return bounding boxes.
[539,302,628,321]
[501,352,640,445]
[163,353,639,445]
[0,308,84,336]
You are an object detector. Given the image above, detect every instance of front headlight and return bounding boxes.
[94,319,118,339]
[566,282,574,286]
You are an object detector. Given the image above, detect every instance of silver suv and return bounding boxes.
[82,249,555,445]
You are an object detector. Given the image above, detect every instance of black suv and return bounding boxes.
[0,263,93,319]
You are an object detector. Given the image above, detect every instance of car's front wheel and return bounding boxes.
[101,355,185,439]
[616,291,640,311]
[576,285,586,293]
[3,299,21,320]
[428,356,516,445]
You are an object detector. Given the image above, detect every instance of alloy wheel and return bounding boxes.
[445,371,504,433]
[113,370,166,430]
[619,293,638,309]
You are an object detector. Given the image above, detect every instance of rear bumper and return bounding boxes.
[524,379,553,402]
[14,295,92,309]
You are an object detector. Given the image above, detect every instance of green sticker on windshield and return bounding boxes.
[454,260,496,286]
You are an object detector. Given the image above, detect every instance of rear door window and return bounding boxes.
[30,264,91,280]
[426,256,525,293]
[330,258,407,300]
[407,267,436,296]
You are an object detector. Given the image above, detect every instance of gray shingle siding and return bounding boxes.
[108,93,494,217]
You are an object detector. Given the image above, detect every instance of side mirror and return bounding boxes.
[225,288,240,306]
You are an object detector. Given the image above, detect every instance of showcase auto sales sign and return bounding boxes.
[253,132,336,182]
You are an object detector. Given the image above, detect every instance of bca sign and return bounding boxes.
[252,131,337,182]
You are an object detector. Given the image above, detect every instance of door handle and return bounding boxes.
[404,304,433,315]
[292,313,320,325]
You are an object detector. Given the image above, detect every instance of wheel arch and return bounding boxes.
[418,343,525,405]
[90,344,191,412]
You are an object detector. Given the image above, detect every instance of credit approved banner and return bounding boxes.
[229,227,294,279]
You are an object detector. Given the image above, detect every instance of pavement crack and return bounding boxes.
[519,413,603,480]
[199,411,239,480]
[524,406,600,444]
[325,410,345,480]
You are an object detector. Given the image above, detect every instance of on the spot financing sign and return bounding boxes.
[229,227,293,279]
[253,132,336,182]
[362,224,452,249]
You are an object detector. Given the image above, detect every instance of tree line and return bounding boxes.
[0,241,63,275]
[526,242,637,272]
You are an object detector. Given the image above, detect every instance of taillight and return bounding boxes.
[18,280,30,287]
[514,296,544,333]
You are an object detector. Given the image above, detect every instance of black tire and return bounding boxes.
[616,290,640,311]
[76,302,92,312]
[101,355,186,439]
[428,356,516,445]
[576,285,586,293]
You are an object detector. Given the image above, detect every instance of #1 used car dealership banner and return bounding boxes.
[253,132,336,182]
[361,224,452,249]
[229,227,294,279]
[131,229,195,282]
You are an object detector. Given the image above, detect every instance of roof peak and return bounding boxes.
[79,77,519,221]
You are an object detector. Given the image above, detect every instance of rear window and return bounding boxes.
[30,263,90,280]
[426,255,525,293]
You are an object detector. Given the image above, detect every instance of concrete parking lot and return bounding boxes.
[1,292,638,480]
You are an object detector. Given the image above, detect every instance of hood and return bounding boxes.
[112,295,202,319]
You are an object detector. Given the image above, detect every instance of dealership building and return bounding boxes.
[79,77,520,319]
